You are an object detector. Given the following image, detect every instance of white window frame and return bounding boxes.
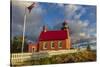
[51,41,55,49]
[58,41,62,48]
[43,42,47,49]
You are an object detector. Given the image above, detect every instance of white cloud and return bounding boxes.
[89,28,96,33]
[66,19,96,42]
[79,32,86,37]
[63,4,87,20]
[64,4,82,19]
[68,19,89,34]
[11,0,44,41]
[57,3,65,7]
[12,0,34,7]
[74,8,86,19]
[65,4,80,12]
[77,20,89,27]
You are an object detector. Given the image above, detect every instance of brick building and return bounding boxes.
[28,21,71,52]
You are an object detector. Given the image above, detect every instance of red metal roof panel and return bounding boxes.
[39,30,68,41]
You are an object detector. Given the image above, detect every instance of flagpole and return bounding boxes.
[21,7,27,53]
[21,2,35,53]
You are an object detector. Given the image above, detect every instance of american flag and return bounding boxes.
[27,2,36,13]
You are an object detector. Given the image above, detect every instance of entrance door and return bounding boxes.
[32,48,35,52]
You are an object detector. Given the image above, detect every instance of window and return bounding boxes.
[43,42,47,49]
[51,41,55,49]
[58,41,62,48]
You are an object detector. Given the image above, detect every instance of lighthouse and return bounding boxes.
[28,20,71,52]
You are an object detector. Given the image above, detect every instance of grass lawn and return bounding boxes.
[19,50,96,66]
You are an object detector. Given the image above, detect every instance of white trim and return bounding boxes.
[51,41,55,49]
[58,41,62,48]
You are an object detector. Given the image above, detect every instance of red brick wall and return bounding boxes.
[28,44,37,52]
[28,44,32,52]
[38,40,69,51]
[28,39,71,52]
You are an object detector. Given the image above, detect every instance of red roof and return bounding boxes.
[39,30,68,41]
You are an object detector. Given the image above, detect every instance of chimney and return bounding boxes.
[43,25,47,32]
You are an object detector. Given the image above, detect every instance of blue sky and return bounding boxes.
[11,0,96,43]
[40,3,96,28]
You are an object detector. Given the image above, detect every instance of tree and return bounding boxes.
[10,36,28,53]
